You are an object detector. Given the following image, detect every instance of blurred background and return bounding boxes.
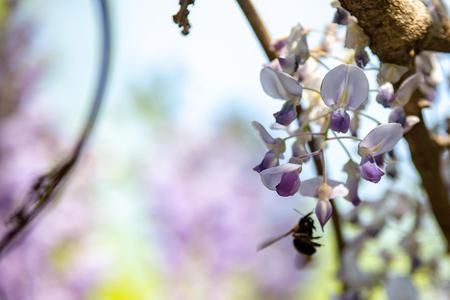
[0,0,449,299]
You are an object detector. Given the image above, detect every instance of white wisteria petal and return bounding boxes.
[394,73,419,106]
[330,184,349,199]
[252,121,275,145]
[359,123,403,156]
[404,116,420,133]
[320,64,369,110]
[377,63,409,84]
[260,67,303,100]
[260,163,301,190]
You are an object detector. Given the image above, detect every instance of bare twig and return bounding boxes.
[173,0,195,35]
[234,0,277,61]
[0,0,111,256]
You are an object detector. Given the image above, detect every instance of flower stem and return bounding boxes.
[283,132,326,141]
[310,54,331,70]
[332,131,353,160]
[235,0,277,61]
[356,111,382,125]
[303,86,321,95]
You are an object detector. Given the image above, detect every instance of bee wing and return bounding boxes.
[257,229,293,251]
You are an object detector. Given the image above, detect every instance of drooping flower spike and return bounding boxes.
[358,123,403,183]
[299,177,349,229]
[320,64,369,133]
[260,163,302,197]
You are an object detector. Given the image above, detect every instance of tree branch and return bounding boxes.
[234,0,277,61]
[404,90,450,250]
[0,0,111,256]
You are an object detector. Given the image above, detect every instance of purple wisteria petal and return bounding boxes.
[355,47,369,68]
[253,151,279,173]
[276,171,301,197]
[376,82,395,108]
[260,66,303,100]
[388,107,406,126]
[360,160,384,183]
[394,73,419,106]
[252,121,276,145]
[260,163,301,191]
[299,177,322,197]
[377,63,409,84]
[345,21,369,49]
[315,200,333,230]
[330,109,350,133]
[299,177,344,198]
[333,7,350,25]
[320,64,369,110]
[286,24,310,65]
[272,37,288,52]
[273,100,298,125]
[358,123,403,157]
[278,56,297,74]
[343,160,361,206]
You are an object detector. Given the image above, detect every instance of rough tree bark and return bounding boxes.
[340,0,450,251]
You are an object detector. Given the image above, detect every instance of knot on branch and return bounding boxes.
[340,0,432,64]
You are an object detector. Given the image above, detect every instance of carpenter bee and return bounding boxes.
[258,212,321,256]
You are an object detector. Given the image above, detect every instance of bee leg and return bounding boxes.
[311,242,322,247]
[311,236,321,239]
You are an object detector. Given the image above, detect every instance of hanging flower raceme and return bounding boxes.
[260,163,302,197]
[299,177,349,229]
[358,123,404,183]
[252,121,286,173]
[260,66,303,126]
[320,64,369,133]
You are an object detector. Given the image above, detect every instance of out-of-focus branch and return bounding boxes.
[0,0,111,256]
[234,0,277,61]
[404,90,450,251]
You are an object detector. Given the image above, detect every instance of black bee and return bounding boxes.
[258,212,321,256]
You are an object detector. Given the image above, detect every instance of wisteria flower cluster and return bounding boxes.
[251,22,423,230]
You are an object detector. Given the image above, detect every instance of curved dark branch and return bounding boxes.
[234,0,277,61]
[0,0,112,256]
